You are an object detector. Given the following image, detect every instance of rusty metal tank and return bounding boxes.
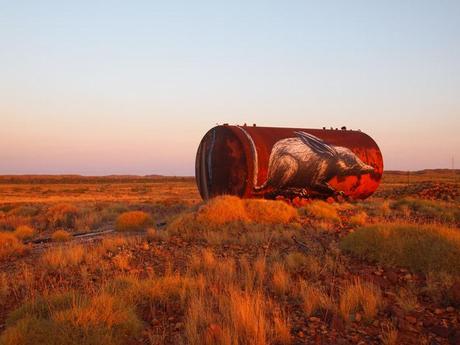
[196,125,383,201]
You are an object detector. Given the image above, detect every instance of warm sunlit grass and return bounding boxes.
[196,195,298,226]
[0,232,25,260]
[297,280,334,317]
[340,223,460,274]
[115,211,152,232]
[300,200,340,223]
[0,291,142,345]
[41,245,85,270]
[244,199,297,224]
[13,225,35,240]
[349,211,368,226]
[51,229,72,242]
[339,277,381,321]
[196,195,248,225]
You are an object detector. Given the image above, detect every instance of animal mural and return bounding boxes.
[254,131,375,198]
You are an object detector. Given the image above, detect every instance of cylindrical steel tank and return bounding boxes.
[196,125,383,201]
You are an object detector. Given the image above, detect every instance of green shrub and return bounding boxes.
[340,223,460,274]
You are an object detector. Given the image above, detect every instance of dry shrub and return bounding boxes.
[340,223,460,274]
[244,199,297,224]
[0,291,142,345]
[47,203,79,228]
[51,229,71,242]
[41,245,85,270]
[349,211,368,226]
[14,225,35,240]
[339,277,381,321]
[297,280,334,317]
[196,195,248,225]
[0,232,25,259]
[115,211,152,232]
[301,201,340,223]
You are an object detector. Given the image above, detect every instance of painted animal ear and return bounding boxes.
[294,131,337,158]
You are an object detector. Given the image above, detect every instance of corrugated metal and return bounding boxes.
[196,125,383,201]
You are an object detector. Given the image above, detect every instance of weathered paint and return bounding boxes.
[196,125,383,201]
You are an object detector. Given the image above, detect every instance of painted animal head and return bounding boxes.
[294,131,375,176]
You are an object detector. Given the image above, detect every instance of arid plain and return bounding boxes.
[0,170,459,345]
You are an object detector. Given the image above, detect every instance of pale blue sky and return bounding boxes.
[1,1,459,175]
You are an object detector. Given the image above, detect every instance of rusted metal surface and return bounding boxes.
[196,125,383,201]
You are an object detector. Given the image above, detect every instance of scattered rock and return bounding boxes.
[430,325,450,338]
[434,308,443,315]
[405,315,417,324]
[450,281,460,306]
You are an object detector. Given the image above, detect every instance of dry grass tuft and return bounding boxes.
[395,288,418,312]
[381,322,398,345]
[47,203,79,228]
[115,211,152,232]
[271,263,290,296]
[244,199,297,224]
[41,245,85,270]
[349,211,368,226]
[0,232,25,259]
[297,280,334,317]
[13,225,35,240]
[301,201,340,223]
[273,310,292,345]
[196,195,248,225]
[339,277,381,321]
[1,291,142,345]
[51,229,72,242]
[196,195,297,226]
[340,223,460,274]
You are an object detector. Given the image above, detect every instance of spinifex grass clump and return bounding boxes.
[167,196,299,243]
[51,229,72,242]
[391,198,460,223]
[299,200,341,223]
[0,232,25,259]
[115,211,152,232]
[13,225,35,240]
[0,291,142,345]
[340,223,460,275]
[194,195,298,225]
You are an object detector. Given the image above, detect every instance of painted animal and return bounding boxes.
[254,131,375,196]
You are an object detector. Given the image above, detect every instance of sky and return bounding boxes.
[1,1,459,175]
